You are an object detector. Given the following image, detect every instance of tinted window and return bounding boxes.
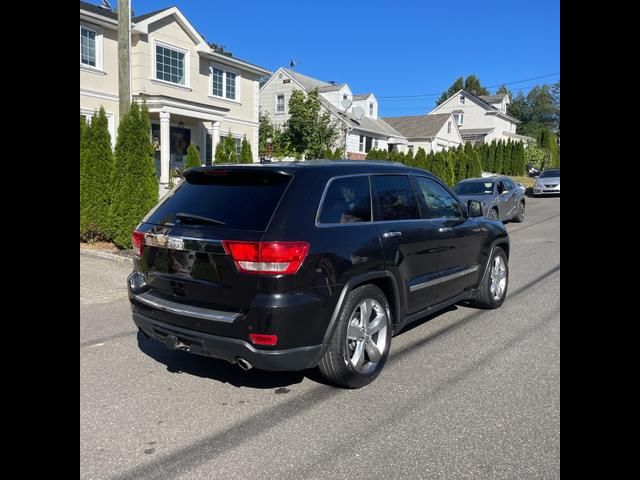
[372,175,420,221]
[142,170,291,231]
[454,181,494,195]
[412,176,463,219]
[318,176,371,224]
[540,170,560,178]
[503,179,516,190]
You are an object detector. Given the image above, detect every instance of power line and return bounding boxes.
[376,72,559,99]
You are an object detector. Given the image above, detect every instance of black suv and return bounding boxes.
[128,161,509,388]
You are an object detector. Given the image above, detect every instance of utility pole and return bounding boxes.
[118,0,131,119]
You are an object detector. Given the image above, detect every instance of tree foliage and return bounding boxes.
[240,135,253,163]
[109,102,157,248]
[436,75,490,105]
[81,107,115,241]
[184,143,201,170]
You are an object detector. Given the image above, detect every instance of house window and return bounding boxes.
[155,45,185,85]
[373,139,379,149]
[359,135,365,152]
[369,103,374,116]
[454,114,464,126]
[447,121,451,133]
[459,95,465,105]
[80,26,97,67]
[212,68,224,97]
[211,66,239,101]
[276,94,285,113]
[226,71,236,100]
[343,94,348,101]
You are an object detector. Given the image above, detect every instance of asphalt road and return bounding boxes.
[80,196,560,480]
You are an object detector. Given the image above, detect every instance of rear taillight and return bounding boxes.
[222,241,309,275]
[249,333,278,346]
[132,230,145,257]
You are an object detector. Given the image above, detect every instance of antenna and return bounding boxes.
[100,0,112,9]
[352,106,365,121]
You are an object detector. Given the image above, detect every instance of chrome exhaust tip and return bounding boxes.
[236,357,253,371]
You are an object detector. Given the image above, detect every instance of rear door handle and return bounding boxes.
[438,227,453,233]
[382,231,402,239]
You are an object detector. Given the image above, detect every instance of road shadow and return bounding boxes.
[136,331,309,389]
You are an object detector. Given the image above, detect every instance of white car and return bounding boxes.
[533,169,560,196]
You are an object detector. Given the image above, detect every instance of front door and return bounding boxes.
[411,176,485,303]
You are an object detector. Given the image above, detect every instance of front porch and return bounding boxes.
[136,94,230,196]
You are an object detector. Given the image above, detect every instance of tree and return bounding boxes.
[464,142,473,156]
[240,136,253,163]
[404,148,414,165]
[366,148,380,160]
[215,131,237,163]
[494,141,504,174]
[258,110,275,158]
[80,116,90,237]
[436,75,490,105]
[109,102,157,248]
[81,107,115,241]
[524,145,550,172]
[453,150,468,182]
[504,140,514,175]
[284,89,341,159]
[496,84,513,99]
[184,143,201,170]
[469,150,483,178]
[436,77,464,105]
[507,92,528,124]
[538,128,559,167]
[487,140,497,173]
[414,147,427,170]
[463,75,489,96]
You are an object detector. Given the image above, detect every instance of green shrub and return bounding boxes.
[184,143,201,170]
[240,136,253,163]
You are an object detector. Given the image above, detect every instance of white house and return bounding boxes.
[259,68,407,159]
[80,1,270,195]
[429,89,531,145]
[382,113,463,154]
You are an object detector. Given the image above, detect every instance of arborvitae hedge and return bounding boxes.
[240,136,253,163]
[109,102,158,248]
[413,147,427,170]
[184,143,201,170]
[80,116,89,237]
[494,141,504,174]
[81,107,114,241]
[487,140,497,173]
[469,150,483,178]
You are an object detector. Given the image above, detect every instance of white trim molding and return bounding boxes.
[80,89,119,102]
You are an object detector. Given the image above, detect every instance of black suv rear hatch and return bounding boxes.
[132,167,293,332]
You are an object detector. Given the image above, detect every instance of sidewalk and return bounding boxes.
[80,249,132,306]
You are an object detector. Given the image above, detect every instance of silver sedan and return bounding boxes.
[453,176,526,222]
[533,169,560,196]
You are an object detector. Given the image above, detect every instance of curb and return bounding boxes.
[80,248,133,265]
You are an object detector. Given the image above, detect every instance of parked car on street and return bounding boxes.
[533,169,560,196]
[453,176,526,222]
[128,161,510,388]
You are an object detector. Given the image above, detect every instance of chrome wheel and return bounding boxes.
[346,298,388,375]
[490,255,507,301]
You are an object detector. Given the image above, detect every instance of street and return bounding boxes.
[80,196,560,480]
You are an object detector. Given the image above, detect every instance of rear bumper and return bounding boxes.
[133,311,322,371]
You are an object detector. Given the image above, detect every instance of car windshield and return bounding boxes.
[454,181,494,195]
[540,170,560,178]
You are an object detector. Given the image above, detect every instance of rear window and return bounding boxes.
[142,169,291,231]
[318,176,371,224]
[372,175,420,221]
[454,181,494,195]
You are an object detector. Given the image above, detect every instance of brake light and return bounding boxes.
[249,333,278,346]
[222,241,309,275]
[132,230,145,257]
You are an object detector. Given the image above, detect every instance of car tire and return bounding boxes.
[471,246,509,309]
[318,284,392,389]
[513,201,525,223]
[487,208,499,221]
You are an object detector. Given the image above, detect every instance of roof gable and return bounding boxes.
[382,113,452,139]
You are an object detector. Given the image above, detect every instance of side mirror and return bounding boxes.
[467,200,483,218]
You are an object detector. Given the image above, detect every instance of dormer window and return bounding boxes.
[343,94,348,101]
[454,113,464,126]
[369,103,374,116]
[459,95,465,105]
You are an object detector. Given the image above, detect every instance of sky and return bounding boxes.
[123,0,560,116]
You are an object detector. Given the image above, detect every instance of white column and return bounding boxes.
[212,121,220,164]
[159,111,171,194]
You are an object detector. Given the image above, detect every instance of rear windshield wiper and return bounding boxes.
[175,212,226,225]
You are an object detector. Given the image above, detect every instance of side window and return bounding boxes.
[372,175,420,221]
[504,179,516,191]
[412,176,463,219]
[318,176,371,224]
[497,180,507,194]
